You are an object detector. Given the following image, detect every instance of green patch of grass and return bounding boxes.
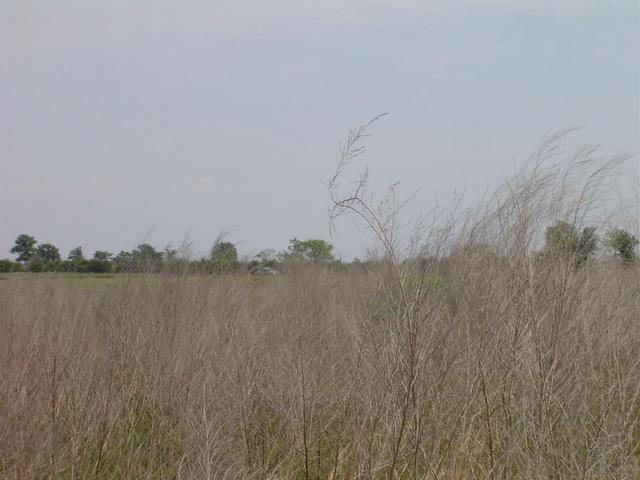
[0,272,146,289]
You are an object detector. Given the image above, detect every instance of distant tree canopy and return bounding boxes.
[68,246,84,261]
[285,238,334,262]
[606,228,639,263]
[210,241,238,268]
[133,243,162,261]
[10,234,37,263]
[109,245,164,271]
[544,221,598,267]
[36,243,61,262]
[114,250,133,264]
[93,250,113,261]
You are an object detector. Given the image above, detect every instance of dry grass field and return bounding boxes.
[0,256,638,479]
[1,135,639,479]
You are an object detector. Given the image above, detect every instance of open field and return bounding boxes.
[1,257,638,479]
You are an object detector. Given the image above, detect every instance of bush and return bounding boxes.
[60,260,89,273]
[606,228,639,263]
[283,238,334,262]
[26,257,48,272]
[56,259,114,273]
[544,221,598,267]
[210,241,239,271]
[86,259,113,273]
[0,259,23,273]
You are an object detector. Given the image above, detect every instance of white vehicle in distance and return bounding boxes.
[250,266,279,276]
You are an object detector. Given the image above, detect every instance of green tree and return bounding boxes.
[36,243,61,261]
[606,228,639,262]
[210,241,238,267]
[93,250,113,261]
[10,234,37,263]
[545,221,578,255]
[114,251,132,262]
[284,238,334,262]
[133,244,162,261]
[68,246,84,261]
[544,221,598,266]
[112,250,135,272]
[577,226,598,266]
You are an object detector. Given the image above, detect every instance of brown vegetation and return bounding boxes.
[1,254,638,479]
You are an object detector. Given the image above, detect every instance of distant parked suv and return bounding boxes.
[250,266,279,276]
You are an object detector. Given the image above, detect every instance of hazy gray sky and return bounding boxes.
[1,0,638,259]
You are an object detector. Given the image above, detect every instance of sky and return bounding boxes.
[1,0,638,260]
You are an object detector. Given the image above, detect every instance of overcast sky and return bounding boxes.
[1,1,638,259]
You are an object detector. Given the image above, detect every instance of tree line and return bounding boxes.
[0,234,338,273]
[0,223,637,274]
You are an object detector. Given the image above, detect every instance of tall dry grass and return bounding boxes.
[0,130,638,479]
[1,256,637,479]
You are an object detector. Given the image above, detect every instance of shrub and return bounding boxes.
[86,259,113,273]
[210,240,238,271]
[544,221,598,266]
[282,238,334,262]
[606,228,639,263]
[0,259,22,273]
[26,257,47,272]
